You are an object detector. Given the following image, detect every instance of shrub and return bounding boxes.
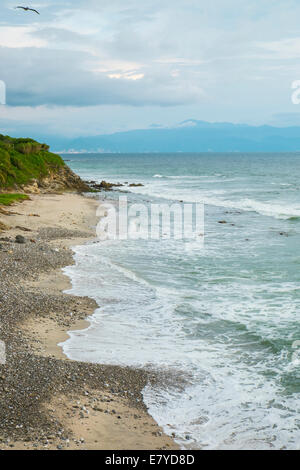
[0,135,65,189]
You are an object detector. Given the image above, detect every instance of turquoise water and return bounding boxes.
[62,153,300,449]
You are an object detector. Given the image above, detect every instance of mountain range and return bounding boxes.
[44,120,300,153]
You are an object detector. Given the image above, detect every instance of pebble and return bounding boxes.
[0,226,161,447]
[15,235,26,244]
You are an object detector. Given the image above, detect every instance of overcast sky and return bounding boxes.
[1,0,300,138]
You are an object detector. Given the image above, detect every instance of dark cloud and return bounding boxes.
[1,0,300,133]
[0,47,202,107]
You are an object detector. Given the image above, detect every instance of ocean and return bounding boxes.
[61,152,300,450]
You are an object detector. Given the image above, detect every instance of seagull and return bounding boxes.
[15,6,40,15]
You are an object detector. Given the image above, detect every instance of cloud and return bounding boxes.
[0,46,203,107]
[0,1,207,107]
[257,38,300,60]
[0,26,46,48]
[1,0,300,134]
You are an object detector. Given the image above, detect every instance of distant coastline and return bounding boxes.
[44,120,300,153]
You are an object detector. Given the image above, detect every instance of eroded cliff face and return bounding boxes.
[22,165,90,194]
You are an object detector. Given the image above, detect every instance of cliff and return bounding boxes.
[0,135,89,193]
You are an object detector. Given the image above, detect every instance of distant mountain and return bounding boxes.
[48,120,300,153]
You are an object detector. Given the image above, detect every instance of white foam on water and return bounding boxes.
[61,240,300,450]
[129,182,300,220]
[60,153,300,449]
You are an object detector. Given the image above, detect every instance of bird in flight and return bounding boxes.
[15,6,40,15]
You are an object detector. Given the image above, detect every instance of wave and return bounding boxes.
[218,198,300,220]
[131,183,300,220]
[152,174,227,180]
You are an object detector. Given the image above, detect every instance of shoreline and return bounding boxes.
[0,192,178,450]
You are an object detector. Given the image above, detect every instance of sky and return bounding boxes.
[1,0,300,138]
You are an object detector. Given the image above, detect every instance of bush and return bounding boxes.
[0,135,65,189]
[0,193,29,206]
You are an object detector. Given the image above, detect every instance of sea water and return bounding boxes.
[61,153,300,449]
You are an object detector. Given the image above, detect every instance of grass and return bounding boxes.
[0,134,65,189]
[0,193,29,206]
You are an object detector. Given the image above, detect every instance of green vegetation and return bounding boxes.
[0,135,65,189]
[0,193,29,206]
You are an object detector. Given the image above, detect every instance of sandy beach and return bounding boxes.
[0,192,177,450]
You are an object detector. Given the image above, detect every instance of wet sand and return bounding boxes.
[0,193,178,450]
